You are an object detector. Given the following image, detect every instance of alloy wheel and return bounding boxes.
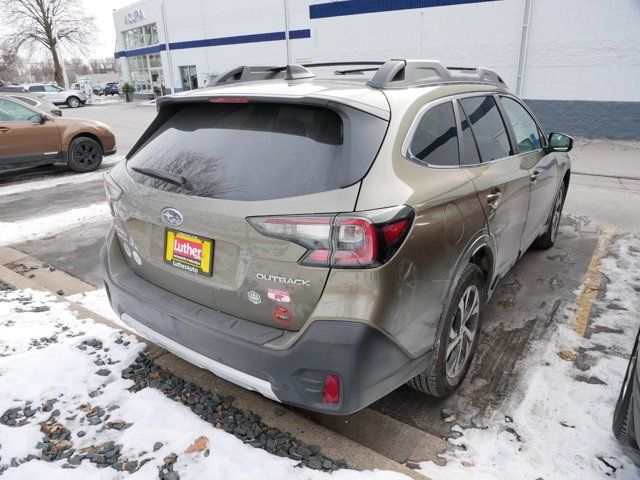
[550,186,564,241]
[68,97,80,108]
[72,141,99,168]
[446,285,480,380]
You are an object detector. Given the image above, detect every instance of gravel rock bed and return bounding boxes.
[124,354,347,472]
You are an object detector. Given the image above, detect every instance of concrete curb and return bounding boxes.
[0,253,429,480]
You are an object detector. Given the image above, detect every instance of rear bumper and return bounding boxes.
[104,148,117,157]
[101,228,426,414]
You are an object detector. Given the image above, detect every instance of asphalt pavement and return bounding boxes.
[1,100,639,464]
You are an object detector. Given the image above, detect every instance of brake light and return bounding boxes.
[247,206,414,269]
[322,374,340,404]
[208,97,251,103]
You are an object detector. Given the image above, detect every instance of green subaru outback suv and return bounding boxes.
[102,60,572,414]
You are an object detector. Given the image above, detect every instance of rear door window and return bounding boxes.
[28,86,45,92]
[128,102,387,201]
[459,96,512,162]
[409,101,459,166]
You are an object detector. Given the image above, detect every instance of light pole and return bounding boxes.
[283,0,291,64]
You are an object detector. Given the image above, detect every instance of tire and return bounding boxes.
[67,137,103,173]
[534,183,566,249]
[613,333,639,448]
[407,263,485,397]
[66,96,81,108]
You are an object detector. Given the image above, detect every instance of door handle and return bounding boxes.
[530,170,540,183]
[0,127,11,133]
[486,188,502,209]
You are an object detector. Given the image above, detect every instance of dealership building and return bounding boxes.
[113,0,639,139]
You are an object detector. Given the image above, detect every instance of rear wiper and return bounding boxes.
[130,166,190,189]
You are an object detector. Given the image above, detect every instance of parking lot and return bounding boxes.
[1,101,639,479]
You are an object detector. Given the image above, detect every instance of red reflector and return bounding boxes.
[209,97,251,103]
[382,219,409,244]
[322,374,340,404]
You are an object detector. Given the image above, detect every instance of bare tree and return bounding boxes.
[1,0,97,86]
[90,57,117,74]
[0,49,23,83]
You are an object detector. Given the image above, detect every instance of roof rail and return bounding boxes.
[366,59,504,88]
[211,60,504,89]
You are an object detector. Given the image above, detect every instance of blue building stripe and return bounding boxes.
[114,44,166,58]
[310,0,500,19]
[115,29,311,57]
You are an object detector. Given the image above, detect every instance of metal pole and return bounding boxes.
[161,0,175,93]
[515,0,533,96]
[283,0,292,64]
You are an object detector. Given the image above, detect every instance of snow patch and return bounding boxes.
[0,157,123,197]
[0,203,111,246]
[419,234,640,480]
[0,288,405,479]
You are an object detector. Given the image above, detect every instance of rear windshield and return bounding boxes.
[127,102,387,201]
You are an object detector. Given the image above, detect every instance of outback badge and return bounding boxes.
[161,207,183,227]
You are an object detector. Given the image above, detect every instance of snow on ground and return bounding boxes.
[419,234,640,480]
[0,156,124,197]
[0,204,111,246]
[67,289,121,325]
[0,286,405,479]
[89,97,125,106]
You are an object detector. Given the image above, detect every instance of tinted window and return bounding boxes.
[128,102,386,201]
[459,96,512,162]
[499,97,541,153]
[0,98,38,121]
[28,86,45,92]
[459,110,481,165]
[44,85,62,92]
[409,102,459,166]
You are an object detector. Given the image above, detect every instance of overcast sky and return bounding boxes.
[84,0,133,58]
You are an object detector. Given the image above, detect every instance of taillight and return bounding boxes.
[247,206,414,269]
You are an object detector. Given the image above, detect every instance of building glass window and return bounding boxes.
[180,66,198,91]
[128,53,165,97]
[123,23,159,50]
[122,23,164,97]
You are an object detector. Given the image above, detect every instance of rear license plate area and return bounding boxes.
[164,229,213,277]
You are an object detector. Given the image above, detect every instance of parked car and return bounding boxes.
[21,83,87,108]
[104,82,120,96]
[101,59,572,414]
[93,85,105,96]
[0,94,116,173]
[613,326,640,450]
[1,90,62,117]
[0,86,27,93]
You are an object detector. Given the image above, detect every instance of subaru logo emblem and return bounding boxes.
[161,207,183,227]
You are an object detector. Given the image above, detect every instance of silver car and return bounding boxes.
[22,83,87,108]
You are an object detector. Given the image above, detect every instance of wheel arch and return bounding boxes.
[429,232,497,354]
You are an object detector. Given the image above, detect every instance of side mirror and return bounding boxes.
[29,113,46,124]
[546,132,573,153]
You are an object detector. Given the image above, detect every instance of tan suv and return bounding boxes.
[0,95,116,173]
[102,60,572,414]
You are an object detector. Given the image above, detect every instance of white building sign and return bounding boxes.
[125,9,145,24]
